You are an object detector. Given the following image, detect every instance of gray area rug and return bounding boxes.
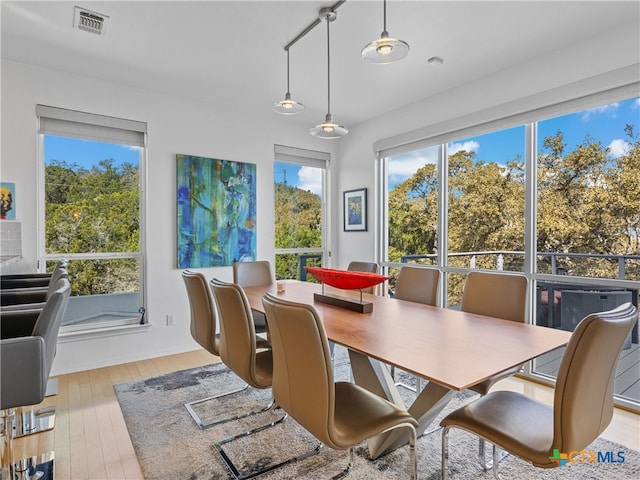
[115,346,639,479]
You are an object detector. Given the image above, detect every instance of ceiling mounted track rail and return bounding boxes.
[283,0,347,52]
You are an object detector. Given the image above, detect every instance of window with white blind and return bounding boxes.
[273,145,329,280]
[37,105,147,333]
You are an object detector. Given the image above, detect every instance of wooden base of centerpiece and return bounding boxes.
[313,293,373,313]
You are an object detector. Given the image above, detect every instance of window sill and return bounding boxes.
[58,322,151,343]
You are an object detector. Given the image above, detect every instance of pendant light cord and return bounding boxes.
[286,49,291,95]
[383,0,387,34]
[326,15,331,115]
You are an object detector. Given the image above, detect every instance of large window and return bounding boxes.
[37,106,147,332]
[274,145,328,280]
[378,93,639,409]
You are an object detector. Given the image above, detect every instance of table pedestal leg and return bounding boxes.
[349,350,457,459]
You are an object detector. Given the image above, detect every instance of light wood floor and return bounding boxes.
[14,350,640,480]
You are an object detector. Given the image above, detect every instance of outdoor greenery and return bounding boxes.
[45,159,140,295]
[388,127,639,303]
[274,182,322,280]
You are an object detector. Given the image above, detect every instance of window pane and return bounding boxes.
[274,161,324,280]
[61,258,142,330]
[386,146,439,265]
[536,97,640,280]
[43,134,143,330]
[447,126,526,271]
[44,135,140,254]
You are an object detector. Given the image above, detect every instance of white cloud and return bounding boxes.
[448,140,480,156]
[608,138,631,158]
[633,98,640,109]
[388,147,438,185]
[580,103,619,121]
[297,166,322,195]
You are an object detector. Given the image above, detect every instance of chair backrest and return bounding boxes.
[461,271,527,323]
[46,265,68,298]
[182,270,219,356]
[32,277,71,384]
[347,261,379,294]
[262,293,336,448]
[1,277,70,409]
[553,302,637,454]
[394,266,439,306]
[210,279,264,387]
[233,261,273,287]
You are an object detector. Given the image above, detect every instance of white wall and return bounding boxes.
[334,21,640,268]
[1,59,337,375]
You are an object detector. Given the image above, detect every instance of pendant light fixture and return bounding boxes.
[362,0,409,64]
[310,7,348,139]
[273,48,304,114]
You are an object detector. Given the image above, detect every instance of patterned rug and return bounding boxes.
[114,347,639,479]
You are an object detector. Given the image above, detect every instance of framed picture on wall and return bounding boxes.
[343,188,367,232]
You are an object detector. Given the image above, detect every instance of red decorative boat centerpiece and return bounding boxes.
[304,267,388,313]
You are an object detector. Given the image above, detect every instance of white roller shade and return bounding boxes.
[37,105,146,147]
[274,144,329,169]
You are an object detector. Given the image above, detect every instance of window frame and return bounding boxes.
[274,145,330,277]
[36,105,148,334]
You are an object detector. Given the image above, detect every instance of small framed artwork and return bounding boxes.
[343,188,367,232]
[0,182,16,220]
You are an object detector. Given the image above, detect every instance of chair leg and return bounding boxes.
[214,403,321,480]
[442,425,450,480]
[478,438,508,471]
[185,383,265,429]
[2,409,54,480]
[2,409,14,480]
[391,365,423,396]
[332,422,416,480]
[329,447,355,480]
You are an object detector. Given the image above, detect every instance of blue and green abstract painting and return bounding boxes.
[177,154,256,267]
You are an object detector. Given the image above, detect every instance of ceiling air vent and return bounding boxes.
[74,6,109,36]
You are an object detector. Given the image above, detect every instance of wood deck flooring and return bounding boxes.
[535,342,640,403]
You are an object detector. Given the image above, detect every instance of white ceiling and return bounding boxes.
[2,1,639,128]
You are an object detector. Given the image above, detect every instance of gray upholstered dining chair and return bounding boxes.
[181,270,270,429]
[392,266,440,393]
[262,292,419,479]
[347,260,379,294]
[0,261,68,310]
[440,302,638,480]
[232,260,273,335]
[1,277,70,477]
[460,270,528,467]
[210,279,288,479]
[0,259,67,290]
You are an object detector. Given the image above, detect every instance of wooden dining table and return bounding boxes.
[243,280,572,459]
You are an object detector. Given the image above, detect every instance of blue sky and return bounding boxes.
[44,136,140,169]
[387,97,640,188]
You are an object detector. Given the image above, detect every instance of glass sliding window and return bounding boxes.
[532,97,639,406]
[38,106,147,332]
[383,145,439,295]
[446,126,526,306]
[536,97,640,281]
[274,145,328,281]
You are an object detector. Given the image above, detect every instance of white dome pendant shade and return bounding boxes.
[362,0,409,64]
[309,113,348,139]
[273,48,304,114]
[310,7,348,139]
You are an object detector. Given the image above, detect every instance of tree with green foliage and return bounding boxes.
[387,125,639,287]
[45,159,140,295]
[274,182,322,279]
